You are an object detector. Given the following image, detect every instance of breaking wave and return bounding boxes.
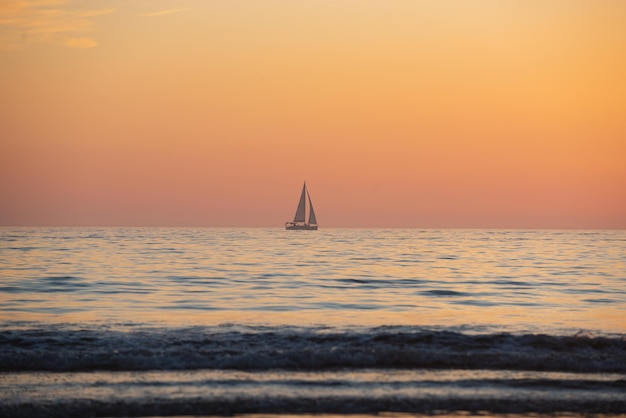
[1,324,624,373]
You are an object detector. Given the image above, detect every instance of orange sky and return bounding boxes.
[1,0,625,228]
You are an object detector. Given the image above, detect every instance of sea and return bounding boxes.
[1,227,625,417]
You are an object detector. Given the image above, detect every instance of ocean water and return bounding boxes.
[1,227,625,417]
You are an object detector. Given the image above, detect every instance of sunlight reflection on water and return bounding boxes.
[1,228,625,333]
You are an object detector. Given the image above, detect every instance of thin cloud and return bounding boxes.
[65,36,96,48]
[77,8,117,18]
[142,8,188,17]
[0,0,116,49]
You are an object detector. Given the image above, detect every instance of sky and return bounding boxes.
[1,0,625,228]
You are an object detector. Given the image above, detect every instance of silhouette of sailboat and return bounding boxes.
[285,182,318,230]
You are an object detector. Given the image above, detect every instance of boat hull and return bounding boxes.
[285,222,318,230]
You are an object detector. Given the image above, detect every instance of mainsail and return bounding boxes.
[293,183,307,223]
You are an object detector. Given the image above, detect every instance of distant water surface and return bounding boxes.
[2,227,625,331]
[1,228,625,416]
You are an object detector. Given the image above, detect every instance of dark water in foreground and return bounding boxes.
[1,228,625,416]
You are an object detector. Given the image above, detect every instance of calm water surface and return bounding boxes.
[1,228,625,416]
[1,227,625,331]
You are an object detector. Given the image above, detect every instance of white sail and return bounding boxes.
[293,183,307,223]
[307,189,317,225]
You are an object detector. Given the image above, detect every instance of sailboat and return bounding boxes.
[285,182,318,230]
